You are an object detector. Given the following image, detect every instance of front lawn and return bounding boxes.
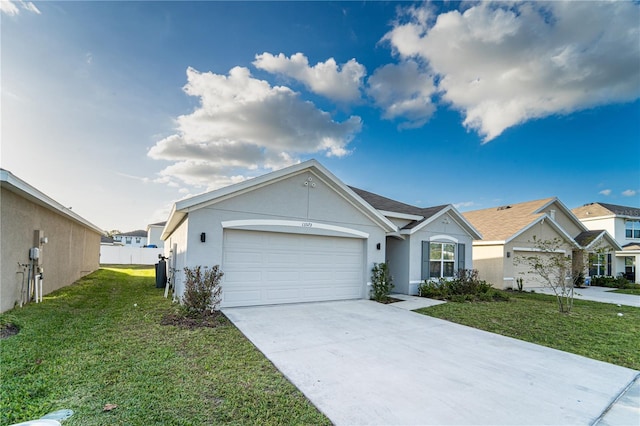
[415,291,640,370]
[0,266,330,426]
[609,288,640,295]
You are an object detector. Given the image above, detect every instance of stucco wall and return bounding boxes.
[164,170,388,302]
[507,221,575,289]
[471,244,505,288]
[1,188,101,312]
[406,211,475,294]
[386,236,409,294]
[544,201,583,237]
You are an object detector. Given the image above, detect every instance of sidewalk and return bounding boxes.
[530,286,640,308]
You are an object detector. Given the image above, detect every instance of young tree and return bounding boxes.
[515,236,575,313]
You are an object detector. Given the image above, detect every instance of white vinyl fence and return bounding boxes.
[100,245,164,265]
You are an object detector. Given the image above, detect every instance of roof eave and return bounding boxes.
[1,169,105,235]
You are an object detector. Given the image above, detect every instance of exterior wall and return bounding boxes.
[147,225,165,248]
[579,217,616,239]
[100,245,164,265]
[507,221,575,289]
[471,244,506,288]
[164,170,387,302]
[579,216,636,279]
[113,234,147,247]
[544,201,583,237]
[386,237,409,294]
[1,188,101,312]
[164,218,188,300]
[405,211,475,295]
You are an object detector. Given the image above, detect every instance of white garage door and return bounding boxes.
[222,229,365,307]
[514,251,563,289]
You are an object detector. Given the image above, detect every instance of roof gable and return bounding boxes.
[574,230,622,251]
[350,187,481,239]
[162,160,397,239]
[463,198,555,241]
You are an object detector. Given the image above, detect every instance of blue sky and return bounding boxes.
[2,1,639,232]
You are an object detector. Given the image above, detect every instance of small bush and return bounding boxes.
[182,265,223,317]
[371,262,394,303]
[590,276,636,289]
[418,269,506,303]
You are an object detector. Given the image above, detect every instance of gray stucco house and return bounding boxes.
[161,160,480,307]
[0,169,103,313]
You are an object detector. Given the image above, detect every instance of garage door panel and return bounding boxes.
[222,230,364,307]
[224,289,262,304]
[266,288,301,301]
[224,250,263,265]
[266,252,300,265]
[224,270,263,283]
[266,270,300,282]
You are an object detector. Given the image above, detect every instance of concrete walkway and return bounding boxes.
[224,300,639,425]
[529,286,640,307]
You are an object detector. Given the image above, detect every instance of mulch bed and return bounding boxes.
[378,297,404,304]
[0,323,20,339]
[160,311,228,330]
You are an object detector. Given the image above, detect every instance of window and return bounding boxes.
[125,237,132,244]
[625,220,640,239]
[422,241,465,279]
[588,253,611,276]
[135,237,141,244]
[430,243,455,278]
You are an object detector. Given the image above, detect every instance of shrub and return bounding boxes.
[182,265,224,317]
[417,269,506,303]
[590,276,634,289]
[371,262,394,303]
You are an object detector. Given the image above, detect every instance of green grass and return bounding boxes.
[415,291,640,371]
[609,288,640,295]
[0,267,331,426]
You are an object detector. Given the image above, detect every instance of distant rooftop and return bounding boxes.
[573,202,640,219]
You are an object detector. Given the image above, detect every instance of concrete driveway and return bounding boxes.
[224,300,639,425]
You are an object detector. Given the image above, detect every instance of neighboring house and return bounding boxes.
[463,198,621,290]
[146,221,166,248]
[350,187,481,295]
[112,230,147,247]
[1,169,103,313]
[161,159,478,307]
[100,235,123,246]
[572,203,640,283]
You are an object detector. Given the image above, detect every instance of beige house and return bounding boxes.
[1,169,103,313]
[463,198,620,289]
[572,202,640,283]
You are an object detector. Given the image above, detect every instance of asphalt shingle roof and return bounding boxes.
[574,230,604,247]
[349,186,448,230]
[572,202,640,219]
[462,198,556,241]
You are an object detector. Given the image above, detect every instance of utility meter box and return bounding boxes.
[29,247,40,260]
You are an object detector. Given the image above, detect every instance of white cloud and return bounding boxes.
[384,1,640,142]
[253,52,365,103]
[622,189,637,197]
[0,1,20,15]
[22,1,39,14]
[148,66,362,188]
[599,189,612,196]
[0,0,40,15]
[367,60,437,129]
